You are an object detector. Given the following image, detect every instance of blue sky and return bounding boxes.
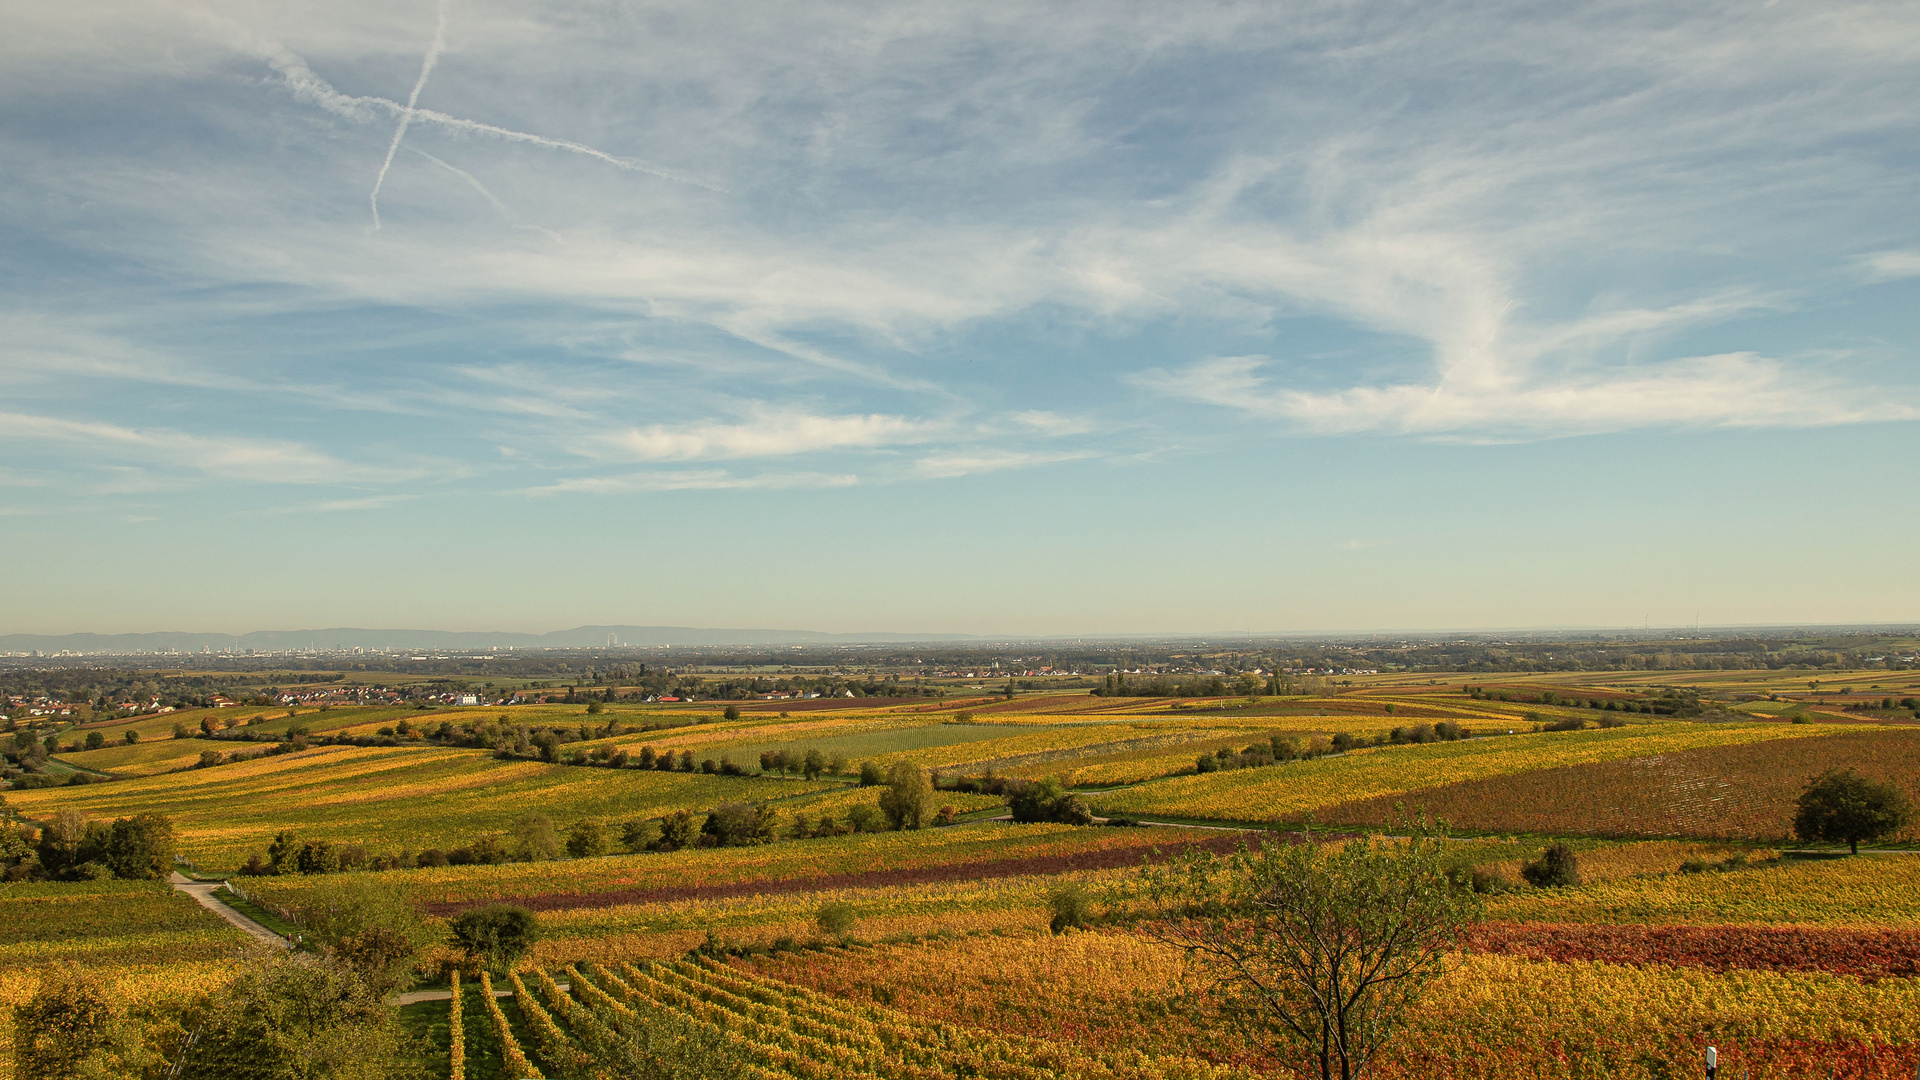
[2,1,1917,636]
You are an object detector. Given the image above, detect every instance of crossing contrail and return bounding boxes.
[370,0,450,229]
[233,22,725,200]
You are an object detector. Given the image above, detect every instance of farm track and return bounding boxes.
[423,832,1249,915]
[167,872,287,948]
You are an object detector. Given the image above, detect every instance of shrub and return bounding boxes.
[857,761,884,787]
[1521,843,1581,887]
[565,820,610,859]
[722,705,740,721]
[1048,883,1091,934]
[448,904,539,974]
[816,901,857,940]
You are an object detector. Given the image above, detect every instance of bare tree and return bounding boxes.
[1140,828,1480,1080]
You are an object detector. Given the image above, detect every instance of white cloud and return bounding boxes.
[1010,411,1093,436]
[1863,251,1920,282]
[1133,353,1917,438]
[269,494,419,514]
[524,470,858,495]
[0,412,410,484]
[604,409,939,463]
[913,449,1097,479]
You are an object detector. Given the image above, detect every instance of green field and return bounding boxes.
[7,744,842,865]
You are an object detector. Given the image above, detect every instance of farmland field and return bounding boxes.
[7,669,1920,1079]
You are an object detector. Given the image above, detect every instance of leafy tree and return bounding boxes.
[722,705,741,721]
[124,730,140,745]
[566,820,610,859]
[1141,831,1481,1080]
[1795,768,1914,854]
[103,812,176,880]
[702,802,779,846]
[34,808,90,878]
[0,823,40,880]
[657,810,699,851]
[173,951,424,1080]
[621,819,661,852]
[447,904,540,974]
[297,840,342,875]
[295,878,435,996]
[11,963,154,1079]
[857,761,884,787]
[878,763,937,830]
[1520,842,1581,887]
[266,830,301,875]
[802,748,827,780]
[510,813,561,861]
[1008,777,1094,825]
[84,731,105,750]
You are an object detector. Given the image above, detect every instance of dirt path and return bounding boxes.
[395,981,568,1006]
[168,872,288,949]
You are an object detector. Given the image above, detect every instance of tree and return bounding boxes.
[1141,831,1481,1080]
[35,808,90,878]
[802,748,826,780]
[124,730,140,745]
[857,761,884,787]
[1520,842,1580,887]
[296,878,434,996]
[510,813,561,861]
[702,802,778,846]
[878,763,937,830]
[448,904,540,974]
[621,819,661,852]
[1008,777,1094,825]
[1048,882,1091,934]
[722,705,741,721]
[11,964,152,1079]
[84,731,105,750]
[566,820,610,859]
[1795,768,1914,854]
[172,951,424,1080]
[103,812,175,880]
[657,810,699,851]
[266,830,301,875]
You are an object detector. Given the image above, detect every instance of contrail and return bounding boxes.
[370,0,450,229]
[409,148,507,215]
[239,31,726,194]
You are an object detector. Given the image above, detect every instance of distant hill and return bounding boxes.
[0,625,981,654]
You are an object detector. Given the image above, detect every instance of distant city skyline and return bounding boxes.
[2,1,1916,634]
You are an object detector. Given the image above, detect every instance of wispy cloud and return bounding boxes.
[913,449,1097,479]
[1863,251,1920,282]
[1132,353,1917,438]
[0,412,411,484]
[602,409,940,463]
[269,494,419,514]
[523,470,858,495]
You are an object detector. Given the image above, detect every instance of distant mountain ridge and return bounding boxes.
[0,625,982,653]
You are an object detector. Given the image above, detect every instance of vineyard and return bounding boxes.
[1317,729,1920,841]
[1085,723,1851,824]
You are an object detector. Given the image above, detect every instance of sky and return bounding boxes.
[2,0,1917,637]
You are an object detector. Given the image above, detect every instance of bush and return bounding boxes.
[1048,883,1091,933]
[1008,777,1094,825]
[11,964,147,1079]
[1521,843,1580,887]
[448,904,539,973]
[815,901,857,940]
[857,761,884,787]
[566,820,610,859]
